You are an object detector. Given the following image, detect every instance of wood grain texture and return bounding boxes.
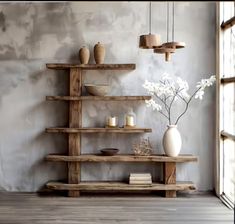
[161,42,186,49]
[139,34,161,49]
[46,63,136,70]
[46,127,152,133]
[68,68,82,197]
[164,162,176,198]
[153,47,175,54]
[0,192,233,224]
[46,154,198,163]
[46,95,152,101]
[46,181,196,191]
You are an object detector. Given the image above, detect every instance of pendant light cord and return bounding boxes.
[149,1,152,34]
[172,1,175,42]
[167,1,169,42]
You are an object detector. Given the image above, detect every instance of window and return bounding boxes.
[216,2,235,208]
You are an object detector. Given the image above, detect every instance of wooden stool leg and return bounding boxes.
[163,162,176,198]
[68,68,82,197]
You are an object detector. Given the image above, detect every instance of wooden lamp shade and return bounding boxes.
[162,41,186,49]
[139,34,161,49]
[154,46,175,62]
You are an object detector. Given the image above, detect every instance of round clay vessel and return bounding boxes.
[79,46,90,64]
[94,42,105,64]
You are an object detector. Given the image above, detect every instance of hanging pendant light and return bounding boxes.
[154,2,185,61]
[154,2,175,61]
[154,47,175,61]
[161,2,186,50]
[139,1,161,49]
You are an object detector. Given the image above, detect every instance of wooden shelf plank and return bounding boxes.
[46,96,151,101]
[46,181,196,191]
[46,154,198,163]
[46,63,136,70]
[46,127,152,133]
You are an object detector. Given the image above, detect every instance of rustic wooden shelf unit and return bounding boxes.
[45,63,198,197]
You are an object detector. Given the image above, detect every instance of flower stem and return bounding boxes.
[175,87,202,125]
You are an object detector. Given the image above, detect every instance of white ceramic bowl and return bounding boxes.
[84,84,110,96]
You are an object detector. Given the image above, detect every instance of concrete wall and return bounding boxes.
[0,2,216,191]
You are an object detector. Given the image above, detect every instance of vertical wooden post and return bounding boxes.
[163,162,176,198]
[68,68,82,197]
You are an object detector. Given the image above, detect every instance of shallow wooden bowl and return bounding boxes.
[100,148,119,156]
[84,84,110,96]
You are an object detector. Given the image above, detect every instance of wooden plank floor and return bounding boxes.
[0,192,233,224]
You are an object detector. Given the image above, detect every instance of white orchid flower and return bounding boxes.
[143,80,155,95]
[195,90,204,100]
[177,77,189,91]
[143,75,215,125]
[196,75,216,89]
[145,99,162,111]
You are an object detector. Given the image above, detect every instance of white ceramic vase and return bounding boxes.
[163,125,182,157]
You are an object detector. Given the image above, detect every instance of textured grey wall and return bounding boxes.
[0,2,215,191]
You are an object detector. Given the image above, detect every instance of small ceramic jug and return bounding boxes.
[94,42,105,64]
[79,46,90,64]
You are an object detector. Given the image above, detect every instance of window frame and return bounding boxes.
[216,2,235,208]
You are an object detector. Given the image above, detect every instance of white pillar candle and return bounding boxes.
[126,115,135,126]
[107,116,118,127]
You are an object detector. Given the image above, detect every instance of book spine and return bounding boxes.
[129,180,152,185]
[129,177,152,181]
[130,173,151,177]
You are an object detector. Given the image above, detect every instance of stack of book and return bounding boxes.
[129,173,152,185]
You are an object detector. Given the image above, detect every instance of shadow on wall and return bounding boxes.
[17,82,68,191]
[0,11,6,32]
[19,130,67,192]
